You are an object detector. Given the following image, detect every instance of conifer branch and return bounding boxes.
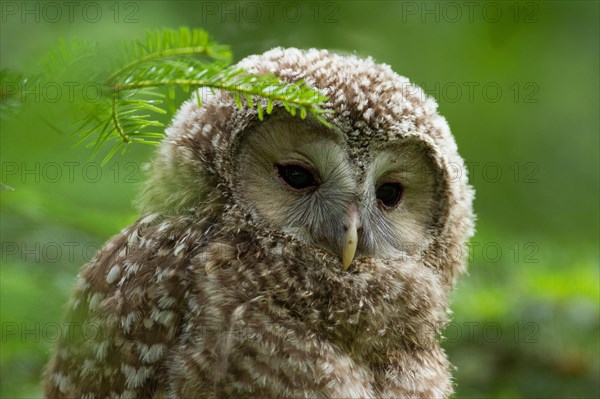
[0,27,329,164]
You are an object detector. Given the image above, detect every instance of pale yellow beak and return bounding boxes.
[341,210,360,271]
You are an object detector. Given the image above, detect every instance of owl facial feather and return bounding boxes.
[234,113,444,269]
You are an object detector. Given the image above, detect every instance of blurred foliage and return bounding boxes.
[1,1,598,398]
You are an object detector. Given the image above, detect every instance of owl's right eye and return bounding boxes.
[276,163,319,191]
[376,181,404,209]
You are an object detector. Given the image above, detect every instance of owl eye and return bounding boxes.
[276,163,319,190]
[376,182,404,209]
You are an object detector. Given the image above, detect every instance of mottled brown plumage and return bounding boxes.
[44,48,474,398]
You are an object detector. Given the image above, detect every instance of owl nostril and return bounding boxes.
[343,224,362,233]
[343,226,362,235]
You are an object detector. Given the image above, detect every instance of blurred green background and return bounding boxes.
[1,1,598,398]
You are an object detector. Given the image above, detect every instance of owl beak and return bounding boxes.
[341,209,360,271]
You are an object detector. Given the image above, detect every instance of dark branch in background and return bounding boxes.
[0,27,330,165]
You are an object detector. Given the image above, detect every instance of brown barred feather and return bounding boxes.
[44,48,474,398]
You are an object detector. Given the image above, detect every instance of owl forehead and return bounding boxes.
[238,48,435,139]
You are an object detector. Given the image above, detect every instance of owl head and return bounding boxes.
[140,48,474,288]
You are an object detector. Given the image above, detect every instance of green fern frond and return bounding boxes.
[6,27,329,164]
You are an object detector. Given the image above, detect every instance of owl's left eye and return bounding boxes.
[276,163,319,191]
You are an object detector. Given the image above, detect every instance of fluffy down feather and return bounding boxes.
[44,48,474,398]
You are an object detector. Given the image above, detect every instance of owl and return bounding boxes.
[44,48,474,398]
